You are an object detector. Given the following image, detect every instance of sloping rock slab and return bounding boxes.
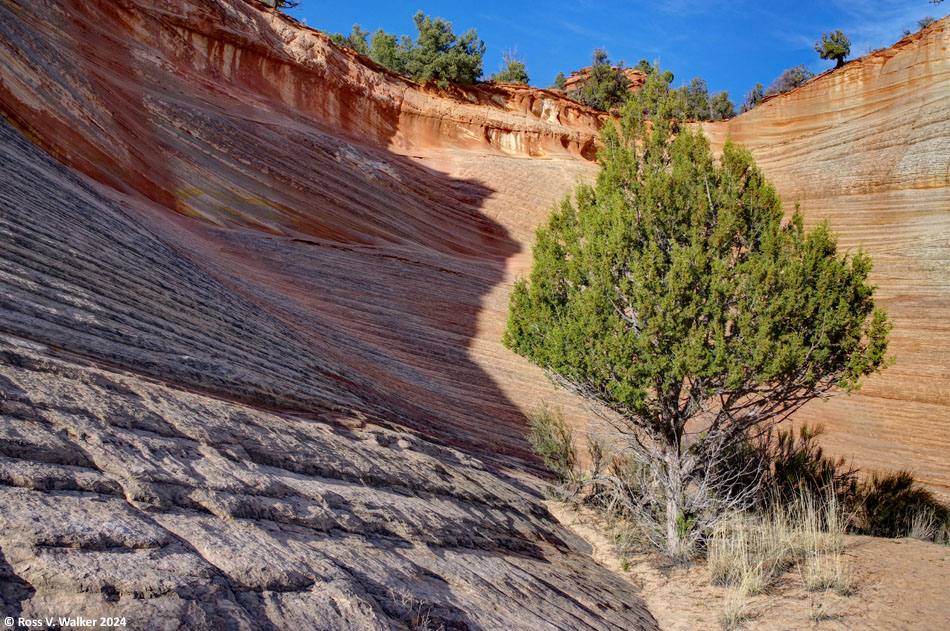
[0,333,656,631]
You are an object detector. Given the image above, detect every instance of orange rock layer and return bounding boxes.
[704,20,950,497]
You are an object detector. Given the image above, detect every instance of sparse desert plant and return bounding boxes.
[763,65,815,97]
[387,587,446,631]
[526,404,577,483]
[708,512,787,595]
[763,424,860,508]
[808,598,836,623]
[908,506,938,541]
[719,587,750,629]
[586,432,610,477]
[491,49,530,84]
[708,492,850,596]
[857,470,950,539]
[802,547,854,595]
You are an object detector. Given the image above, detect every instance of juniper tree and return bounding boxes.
[504,73,891,559]
[403,11,485,88]
[330,24,370,56]
[269,0,299,11]
[709,90,735,121]
[815,30,851,68]
[570,49,629,112]
[739,83,763,113]
[369,29,409,75]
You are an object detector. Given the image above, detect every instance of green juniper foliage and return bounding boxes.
[330,24,370,55]
[369,29,410,75]
[815,30,851,68]
[403,11,485,88]
[504,72,891,558]
[708,90,735,121]
[549,71,567,90]
[569,49,630,112]
[330,13,484,88]
[739,83,764,113]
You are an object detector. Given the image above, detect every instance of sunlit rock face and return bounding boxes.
[704,18,950,498]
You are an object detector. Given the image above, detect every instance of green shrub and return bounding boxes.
[330,24,370,55]
[403,11,485,87]
[329,12,485,88]
[739,83,763,113]
[491,50,529,84]
[815,30,851,68]
[568,49,630,111]
[857,471,950,539]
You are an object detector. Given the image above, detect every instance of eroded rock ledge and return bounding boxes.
[0,332,656,631]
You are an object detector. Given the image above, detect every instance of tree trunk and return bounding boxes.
[664,453,688,560]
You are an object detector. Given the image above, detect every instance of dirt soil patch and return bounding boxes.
[548,502,950,630]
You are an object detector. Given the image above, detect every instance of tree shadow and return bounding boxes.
[0,547,35,619]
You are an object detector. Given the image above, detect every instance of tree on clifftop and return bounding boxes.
[330,24,370,55]
[491,50,530,84]
[404,11,485,88]
[269,0,299,11]
[570,49,630,112]
[504,75,891,559]
[815,30,851,68]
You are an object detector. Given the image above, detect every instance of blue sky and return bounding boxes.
[286,1,946,102]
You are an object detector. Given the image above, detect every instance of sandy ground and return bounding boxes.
[547,502,950,630]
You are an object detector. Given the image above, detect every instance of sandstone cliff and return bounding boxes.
[704,19,950,497]
[0,0,948,627]
[0,0,646,628]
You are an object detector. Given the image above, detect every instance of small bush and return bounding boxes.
[764,425,859,507]
[491,50,529,84]
[739,83,763,113]
[763,65,815,97]
[857,470,950,539]
[719,588,750,629]
[526,404,576,483]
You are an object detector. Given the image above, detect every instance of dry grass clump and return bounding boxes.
[526,404,577,486]
[719,587,751,629]
[708,491,853,604]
